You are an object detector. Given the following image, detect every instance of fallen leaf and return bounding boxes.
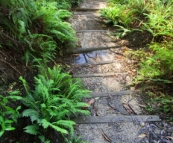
[137,134,147,139]
[165,136,173,140]
[87,99,95,105]
[83,99,95,109]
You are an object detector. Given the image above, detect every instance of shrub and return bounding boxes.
[0,92,21,137]
[0,0,76,65]
[19,66,90,141]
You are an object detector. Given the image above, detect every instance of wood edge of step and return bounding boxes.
[89,90,137,97]
[71,8,101,11]
[72,13,101,17]
[76,30,109,33]
[73,115,161,124]
[72,61,114,67]
[72,73,128,78]
[68,45,122,54]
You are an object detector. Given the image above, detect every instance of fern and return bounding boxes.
[24,124,39,135]
[0,92,21,137]
[22,109,40,123]
[19,66,90,139]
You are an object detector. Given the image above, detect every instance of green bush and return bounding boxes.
[0,0,76,65]
[102,0,173,117]
[19,66,90,141]
[138,41,173,79]
[0,92,21,137]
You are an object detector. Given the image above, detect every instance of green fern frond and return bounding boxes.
[49,123,68,134]
[22,109,40,123]
[40,119,50,129]
[24,124,39,135]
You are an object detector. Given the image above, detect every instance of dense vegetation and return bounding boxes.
[0,0,90,142]
[101,0,173,119]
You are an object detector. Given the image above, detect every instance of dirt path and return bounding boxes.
[64,1,172,143]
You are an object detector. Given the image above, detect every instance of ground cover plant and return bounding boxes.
[0,0,78,65]
[0,0,91,142]
[101,0,173,120]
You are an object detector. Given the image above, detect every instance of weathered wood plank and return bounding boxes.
[72,73,127,78]
[76,30,108,33]
[73,115,161,124]
[71,8,100,11]
[90,90,136,97]
[73,13,101,17]
[69,45,121,54]
[72,61,114,67]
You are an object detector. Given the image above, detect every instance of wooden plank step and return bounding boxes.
[72,8,100,11]
[72,61,114,67]
[69,45,121,54]
[73,13,101,17]
[72,73,127,78]
[76,30,108,33]
[73,115,161,124]
[90,90,136,97]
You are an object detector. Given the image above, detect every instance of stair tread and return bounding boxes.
[74,115,161,124]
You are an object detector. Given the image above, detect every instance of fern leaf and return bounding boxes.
[40,119,50,129]
[24,124,39,135]
[22,109,39,123]
[49,123,68,134]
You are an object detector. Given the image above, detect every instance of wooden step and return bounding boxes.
[72,61,114,67]
[73,115,161,124]
[72,1,107,10]
[73,13,101,17]
[76,30,108,33]
[90,90,136,97]
[72,73,127,78]
[72,8,100,11]
[69,45,121,54]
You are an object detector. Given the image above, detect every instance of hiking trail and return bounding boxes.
[64,1,168,142]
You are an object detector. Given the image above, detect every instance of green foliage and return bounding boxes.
[101,4,135,28]
[0,92,21,137]
[142,1,173,38]
[138,41,173,79]
[64,135,90,143]
[19,66,90,140]
[103,0,173,118]
[0,0,76,65]
[144,91,173,121]
[101,0,149,30]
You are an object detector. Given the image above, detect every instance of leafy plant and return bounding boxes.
[138,41,173,80]
[142,1,173,38]
[19,66,90,140]
[64,135,90,143]
[0,0,77,66]
[103,0,173,119]
[0,92,21,137]
[101,0,150,30]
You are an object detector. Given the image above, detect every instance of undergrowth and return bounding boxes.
[0,0,77,65]
[0,66,90,142]
[101,0,173,120]
[0,0,91,142]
